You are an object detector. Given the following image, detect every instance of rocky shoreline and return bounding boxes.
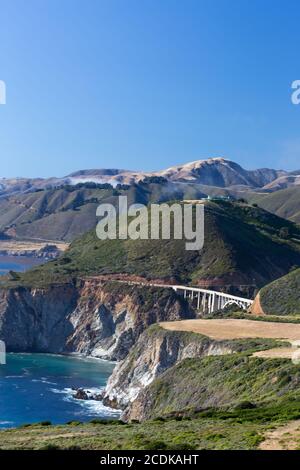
[0,277,247,422]
[71,325,239,420]
[0,279,196,419]
[72,388,104,402]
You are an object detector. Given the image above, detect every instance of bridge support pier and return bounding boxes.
[90,280,253,316]
[172,285,253,315]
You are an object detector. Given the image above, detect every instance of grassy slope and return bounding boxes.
[248,186,300,224]
[260,268,300,315]
[120,326,298,421]
[0,186,118,241]
[0,418,269,450]
[134,354,300,420]
[3,201,300,292]
[0,182,209,242]
[2,180,299,242]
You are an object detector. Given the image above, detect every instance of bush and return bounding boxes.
[40,444,61,450]
[234,401,257,410]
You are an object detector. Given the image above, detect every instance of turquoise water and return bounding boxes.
[0,257,120,428]
[0,353,120,428]
[0,255,44,275]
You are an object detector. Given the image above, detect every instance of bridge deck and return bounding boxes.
[170,285,253,304]
[85,276,254,309]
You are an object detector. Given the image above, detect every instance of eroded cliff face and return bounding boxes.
[0,280,194,360]
[0,284,78,352]
[103,325,234,415]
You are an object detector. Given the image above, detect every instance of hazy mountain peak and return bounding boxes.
[0,157,291,197]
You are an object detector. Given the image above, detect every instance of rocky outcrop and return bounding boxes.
[103,325,234,415]
[0,280,194,360]
[73,388,103,401]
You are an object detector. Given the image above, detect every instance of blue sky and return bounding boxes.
[0,0,300,177]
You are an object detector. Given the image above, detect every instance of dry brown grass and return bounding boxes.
[159,318,300,342]
[253,347,299,359]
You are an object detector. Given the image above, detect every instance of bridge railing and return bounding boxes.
[169,285,253,305]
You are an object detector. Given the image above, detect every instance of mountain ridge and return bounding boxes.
[0,157,293,197]
[0,157,299,242]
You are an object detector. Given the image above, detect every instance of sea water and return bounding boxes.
[0,353,120,428]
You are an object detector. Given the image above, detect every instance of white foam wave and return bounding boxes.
[31,378,57,385]
[50,387,121,418]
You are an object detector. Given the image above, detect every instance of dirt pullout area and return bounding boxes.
[260,420,300,450]
[159,319,300,342]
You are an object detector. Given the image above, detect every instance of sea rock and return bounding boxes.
[73,388,89,400]
[73,388,104,401]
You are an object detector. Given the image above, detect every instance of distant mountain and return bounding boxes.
[157,158,286,188]
[247,186,300,224]
[0,158,299,242]
[63,157,292,189]
[0,158,291,198]
[262,174,300,191]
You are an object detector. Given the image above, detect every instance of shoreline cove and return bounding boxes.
[0,353,121,429]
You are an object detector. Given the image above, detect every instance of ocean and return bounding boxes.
[0,353,120,428]
[0,256,120,428]
[0,255,45,276]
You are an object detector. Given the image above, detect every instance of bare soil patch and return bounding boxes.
[253,347,299,359]
[250,292,265,315]
[260,420,300,450]
[160,319,300,342]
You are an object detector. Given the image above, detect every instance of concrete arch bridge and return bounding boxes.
[170,285,253,314]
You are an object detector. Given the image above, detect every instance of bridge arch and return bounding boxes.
[221,299,248,311]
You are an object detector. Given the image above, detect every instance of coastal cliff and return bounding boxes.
[0,280,194,360]
[103,325,286,421]
[103,325,234,412]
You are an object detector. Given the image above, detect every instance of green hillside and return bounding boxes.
[4,201,300,295]
[2,178,299,243]
[0,415,277,450]
[248,186,300,224]
[0,182,209,241]
[259,268,300,315]
[129,354,300,421]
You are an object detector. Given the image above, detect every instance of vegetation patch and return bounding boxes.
[260,268,300,316]
[129,354,300,420]
[1,201,300,291]
[0,417,271,450]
